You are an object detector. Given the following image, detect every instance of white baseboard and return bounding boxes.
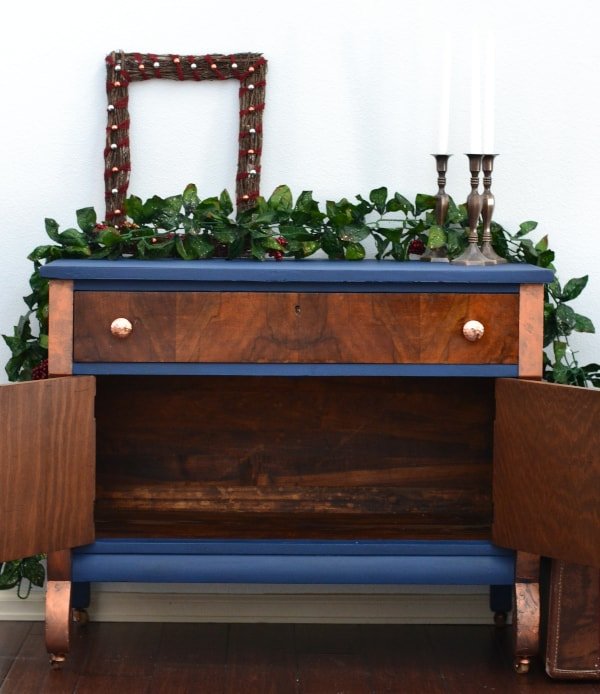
[0,584,501,624]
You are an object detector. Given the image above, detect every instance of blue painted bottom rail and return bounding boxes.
[71,539,515,586]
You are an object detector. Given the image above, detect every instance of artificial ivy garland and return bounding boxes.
[4,183,598,385]
[1,183,598,596]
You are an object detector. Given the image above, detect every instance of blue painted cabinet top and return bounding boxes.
[40,259,553,292]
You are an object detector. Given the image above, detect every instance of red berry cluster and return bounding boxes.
[31,359,49,380]
[408,238,426,255]
[268,236,288,261]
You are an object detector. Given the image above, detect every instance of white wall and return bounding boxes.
[1,0,600,373]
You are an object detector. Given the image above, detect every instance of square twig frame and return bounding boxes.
[104,50,267,223]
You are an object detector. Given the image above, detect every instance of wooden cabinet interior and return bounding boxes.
[94,375,495,540]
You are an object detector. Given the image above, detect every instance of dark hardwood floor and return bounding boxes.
[0,621,598,693]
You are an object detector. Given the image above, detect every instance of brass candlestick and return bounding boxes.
[452,154,491,265]
[421,154,451,263]
[480,154,506,264]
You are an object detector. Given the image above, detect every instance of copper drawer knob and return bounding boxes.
[110,317,133,338]
[462,320,485,342]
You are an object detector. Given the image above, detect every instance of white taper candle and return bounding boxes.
[470,36,482,153]
[437,35,452,154]
[482,33,496,153]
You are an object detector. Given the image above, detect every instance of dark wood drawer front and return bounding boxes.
[73,291,519,364]
[74,292,176,362]
[420,293,519,364]
[175,292,421,363]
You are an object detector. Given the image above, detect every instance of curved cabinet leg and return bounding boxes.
[513,551,541,674]
[45,549,72,667]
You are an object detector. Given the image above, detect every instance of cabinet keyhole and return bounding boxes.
[295,305,301,315]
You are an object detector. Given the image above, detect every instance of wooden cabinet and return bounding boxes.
[1,259,598,675]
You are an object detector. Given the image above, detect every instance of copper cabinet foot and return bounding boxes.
[513,552,540,674]
[45,580,72,660]
[45,550,72,664]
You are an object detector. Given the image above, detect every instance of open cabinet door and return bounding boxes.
[493,378,600,567]
[0,376,95,561]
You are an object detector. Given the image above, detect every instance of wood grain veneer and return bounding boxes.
[0,377,95,561]
[73,292,519,365]
[493,379,600,568]
[73,292,176,362]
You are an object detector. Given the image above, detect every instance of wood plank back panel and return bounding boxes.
[95,376,494,539]
[0,377,95,561]
[493,379,600,567]
[73,292,519,365]
[94,512,492,540]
